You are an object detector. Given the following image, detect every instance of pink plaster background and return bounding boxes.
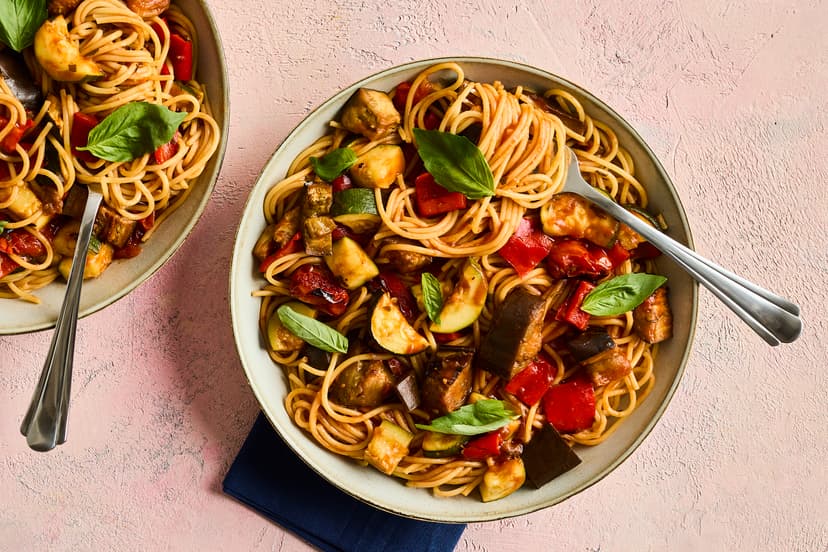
[2,1,826,550]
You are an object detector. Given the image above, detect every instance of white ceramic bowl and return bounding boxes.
[230,57,697,522]
[1,0,229,334]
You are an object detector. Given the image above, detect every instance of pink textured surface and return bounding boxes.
[2,1,826,550]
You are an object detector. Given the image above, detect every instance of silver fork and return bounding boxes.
[562,149,802,346]
[20,189,103,451]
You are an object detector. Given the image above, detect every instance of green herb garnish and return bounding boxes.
[87,234,102,254]
[415,399,518,436]
[310,148,357,182]
[0,0,46,52]
[78,102,186,162]
[413,128,494,200]
[277,303,348,354]
[581,273,667,316]
[0,220,8,233]
[421,272,443,324]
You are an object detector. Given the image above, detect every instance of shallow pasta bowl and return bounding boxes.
[230,57,697,522]
[1,0,229,335]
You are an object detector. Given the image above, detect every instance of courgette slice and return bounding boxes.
[324,236,379,289]
[350,144,405,189]
[429,258,488,333]
[266,301,317,352]
[371,292,429,355]
[480,457,526,502]
[364,420,413,475]
[331,188,379,216]
[422,431,468,458]
[333,213,382,234]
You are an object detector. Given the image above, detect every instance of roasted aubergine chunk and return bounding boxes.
[420,351,474,417]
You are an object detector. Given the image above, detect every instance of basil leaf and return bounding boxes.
[415,399,517,436]
[0,0,46,52]
[310,148,357,182]
[78,102,187,162]
[87,235,102,254]
[421,272,443,324]
[581,273,667,316]
[413,128,494,199]
[277,303,348,354]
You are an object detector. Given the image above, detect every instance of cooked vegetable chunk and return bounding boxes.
[429,258,487,333]
[58,243,114,280]
[364,420,412,475]
[302,182,335,256]
[266,301,317,353]
[0,184,43,223]
[394,372,420,411]
[370,292,429,355]
[330,359,395,408]
[125,0,170,18]
[568,327,616,362]
[0,50,42,112]
[633,286,673,343]
[479,458,526,502]
[349,145,405,189]
[541,192,619,248]
[34,16,103,82]
[477,288,548,380]
[340,88,401,141]
[382,237,432,274]
[422,431,468,458]
[582,347,631,386]
[421,351,474,417]
[94,204,137,248]
[324,236,379,289]
[522,424,581,488]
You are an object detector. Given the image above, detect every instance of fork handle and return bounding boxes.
[577,184,802,346]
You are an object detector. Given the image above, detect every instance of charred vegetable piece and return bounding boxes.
[34,16,103,82]
[395,372,420,411]
[93,204,137,248]
[0,184,43,224]
[503,355,556,406]
[421,431,468,458]
[340,88,401,141]
[546,238,613,280]
[541,192,619,248]
[0,229,46,260]
[498,216,553,278]
[382,237,432,274]
[429,258,487,333]
[616,205,661,250]
[303,216,336,256]
[477,288,548,381]
[0,50,42,112]
[568,327,616,362]
[126,0,170,18]
[288,264,350,317]
[364,420,412,475]
[479,458,526,502]
[541,377,595,434]
[58,242,114,280]
[420,351,473,417]
[370,271,418,323]
[330,359,395,408]
[370,292,428,355]
[266,301,316,353]
[554,280,594,331]
[324,236,379,290]
[302,345,332,371]
[522,424,582,488]
[633,286,673,343]
[582,347,632,387]
[272,206,302,250]
[330,188,381,233]
[350,145,405,189]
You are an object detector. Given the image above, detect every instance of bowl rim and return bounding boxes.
[1,0,231,335]
[230,55,698,522]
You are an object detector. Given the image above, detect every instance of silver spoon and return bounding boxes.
[563,149,802,346]
[21,189,102,451]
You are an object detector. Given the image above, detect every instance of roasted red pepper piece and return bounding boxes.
[331,174,352,194]
[168,33,193,81]
[504,354,556,406]
[259,231,302,272]
[0,117,34,153]
[498,217,554,277]
[154,131,180,164]
[414,172,467,217]
[0,229,45,258]
[462,430,503,460]
[433,330,464,344]
[392,80,433,111]
[0,251,19,278]
[607,241,631,267]
[547,239,612,280]
[70,112,99,164]
[542,376,595,433]
[631,241,661,260]
[289,264,350,317]
[555,280,595,330]
[368,271,418,323]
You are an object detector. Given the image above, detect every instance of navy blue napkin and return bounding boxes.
[223,413,466,552]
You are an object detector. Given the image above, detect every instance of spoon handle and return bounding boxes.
[20,190,102,451]
[565,151,802,346]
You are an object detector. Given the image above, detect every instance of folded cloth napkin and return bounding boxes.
[223,413,466,552]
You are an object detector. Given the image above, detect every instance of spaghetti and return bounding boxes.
[254,62,671,500]
[0,0,220,303]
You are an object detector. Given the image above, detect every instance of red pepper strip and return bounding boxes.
[504,354,556,406]
[631,241,661,260]
[607,241,631,267]
[433,330,464,344]
[331,174,352,194]
[498,217,554,278]
[555,280,595,330]
[461,430,503,460]
[70,112,99,164]
[369,271,418,323]
[414,172,467,217]
[259,231,302,272]
[168,33,193,81]
[154,131,180,164]
[0,117,34,153]
[0,229,46,258]
[0,251,19,278]
[547,238,612,280]
[392,80,433,112]
[289,264,350,317]
[542,376,595,434]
